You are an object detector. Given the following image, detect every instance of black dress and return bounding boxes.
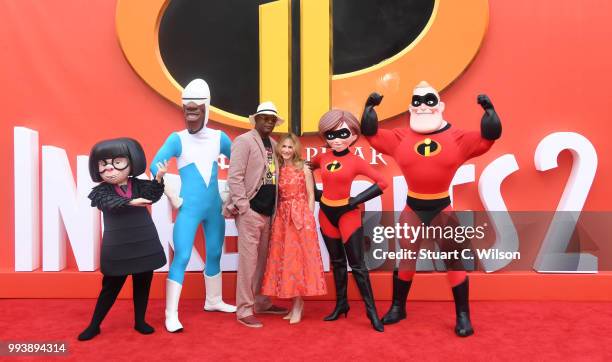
[88,177,167,276]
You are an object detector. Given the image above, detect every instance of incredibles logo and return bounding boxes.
[116,0,489,133]
[414,138,442,157]
[326,160,343,172]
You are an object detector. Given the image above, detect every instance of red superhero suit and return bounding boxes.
[312,149,388,241]
[312,109,388,332]
[361,84,502,337]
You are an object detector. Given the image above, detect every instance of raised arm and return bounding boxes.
[151,133,181,177]
[478,94,502,141]
[360,92,383,136]
[360,92,403,156]
[455,95,501,160]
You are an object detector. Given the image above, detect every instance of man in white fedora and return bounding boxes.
[224,101,288,328]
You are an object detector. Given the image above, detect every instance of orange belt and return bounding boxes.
[320,196,349,207]
[407,190,450,200]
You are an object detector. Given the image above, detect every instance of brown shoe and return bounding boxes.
[257,305,289,315]
[238,315,263,328]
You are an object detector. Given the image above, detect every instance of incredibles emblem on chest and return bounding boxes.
[414,138,442,157]
[325,160,343,172]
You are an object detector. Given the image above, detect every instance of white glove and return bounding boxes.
[164,183,183,209]
[220,183,230,204]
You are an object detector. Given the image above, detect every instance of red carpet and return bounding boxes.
[1,299,611,361]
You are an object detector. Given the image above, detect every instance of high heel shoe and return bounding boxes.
[324,304,349,321]
[322,235,350,322]
[289,297,304,324]
[344,228,384,332]
[352,266,384,332]
[324,301,349,321]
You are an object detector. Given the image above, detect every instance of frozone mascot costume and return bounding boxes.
[360,81,501,337]
[152,79,235,333]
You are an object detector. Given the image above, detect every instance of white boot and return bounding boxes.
[165,279,184,332]
[204,272,237,313]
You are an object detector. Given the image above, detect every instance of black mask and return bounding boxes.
[411,93,439,107]
[324,128,352,140]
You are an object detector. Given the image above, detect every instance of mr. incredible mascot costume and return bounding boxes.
[361,81,502,337]
[151,79,235,333]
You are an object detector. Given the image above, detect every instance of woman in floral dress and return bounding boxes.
[261,133,327,324]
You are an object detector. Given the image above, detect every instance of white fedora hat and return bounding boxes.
[248,101,285,126]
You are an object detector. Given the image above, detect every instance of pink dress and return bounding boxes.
[261,165,327,298]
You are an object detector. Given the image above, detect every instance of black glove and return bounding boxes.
[478,94,502,140]
[314,188,323,203]
[360,92,384,136]
[305,160,318,170]
[348,184,384,208]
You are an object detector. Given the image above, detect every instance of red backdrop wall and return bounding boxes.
[1,0,610,300]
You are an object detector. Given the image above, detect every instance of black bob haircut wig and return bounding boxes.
[88,137,147,182]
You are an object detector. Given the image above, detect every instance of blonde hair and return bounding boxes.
[276,133,304,169]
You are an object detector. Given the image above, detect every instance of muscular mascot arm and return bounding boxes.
[360,92,384,136]
[360,92,404,156]
[477,94,502,140]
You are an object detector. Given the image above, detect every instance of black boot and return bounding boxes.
[452,277,474,337]
[322,234,350,321]
[381,270,412,325]
[344,229,384,332]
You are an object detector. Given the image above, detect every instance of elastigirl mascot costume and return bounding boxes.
[361,82,501,337]
[311,109,388,332]
[152,79,235,333]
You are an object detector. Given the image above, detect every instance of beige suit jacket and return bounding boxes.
[224,129,278,216]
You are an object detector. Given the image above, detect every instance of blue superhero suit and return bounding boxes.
[152,78,236,333]
[152,128,231,281]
